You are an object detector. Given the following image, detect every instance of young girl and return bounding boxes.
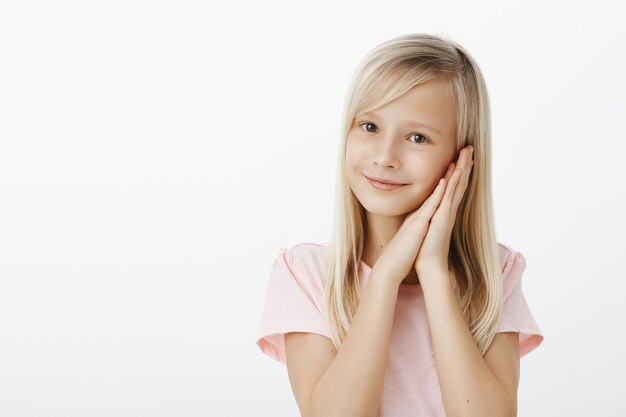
[256,33,544,417]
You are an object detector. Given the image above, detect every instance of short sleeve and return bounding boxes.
[496,248,545,357]
[256,247,333,365]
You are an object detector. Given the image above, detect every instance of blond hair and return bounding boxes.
[324,33,502,356]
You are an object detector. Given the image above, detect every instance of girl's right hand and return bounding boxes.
[371,162,456,287]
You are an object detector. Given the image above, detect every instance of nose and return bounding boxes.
[372,133,401,168]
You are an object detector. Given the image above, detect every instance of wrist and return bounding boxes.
[416,263,448,279]
[416,267,453,289]
[369,267,406,291]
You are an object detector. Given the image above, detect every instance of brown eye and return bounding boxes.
[409,133,429,144]
[359,122,377,133]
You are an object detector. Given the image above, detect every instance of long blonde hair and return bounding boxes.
[324,33,503,356]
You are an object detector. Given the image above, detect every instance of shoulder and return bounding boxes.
[279,242,330,288]
[286,241,329,258]
[496,242,528,295]
[496,241,527,273]
[496,241,515,262]
[283,242,329,267]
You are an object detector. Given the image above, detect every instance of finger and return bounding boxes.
[459,146,474,170]
[450,146,473,172]
[443,166,463,207]
[444,162,455,182]
[416,178,447,221]
[444,147,470,181]
[426,178,447,207]
[453,146,474,201]
[450,170,469,214]
[451,150,474,207]
[408,178,445,221]
[427,170,459,228]
[426,147,473,223]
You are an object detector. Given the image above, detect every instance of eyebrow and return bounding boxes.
[358,112,443,136]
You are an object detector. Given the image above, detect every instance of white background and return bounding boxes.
[1,0,624,416]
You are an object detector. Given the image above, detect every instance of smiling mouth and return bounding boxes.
[365,176,408,191]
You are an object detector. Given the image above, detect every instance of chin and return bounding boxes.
[354,183,420,213]
[360,200,413,217]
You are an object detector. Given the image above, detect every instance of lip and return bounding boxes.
[364,175,408,191]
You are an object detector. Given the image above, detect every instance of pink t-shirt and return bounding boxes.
[256,242,544,417]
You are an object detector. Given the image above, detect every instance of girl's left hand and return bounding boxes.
[414,145,474,282]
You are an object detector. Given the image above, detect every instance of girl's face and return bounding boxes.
[345,77,458,216]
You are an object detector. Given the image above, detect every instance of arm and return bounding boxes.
[420,269,518,417]
[307,269,399,417]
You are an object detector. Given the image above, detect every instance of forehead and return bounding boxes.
[357,78,457,139]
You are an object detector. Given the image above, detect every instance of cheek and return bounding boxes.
[343,152,359,184]
[405,160,445,195]
[406,158,435,180]
[419,156,448,178]
[345,142,366,171]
